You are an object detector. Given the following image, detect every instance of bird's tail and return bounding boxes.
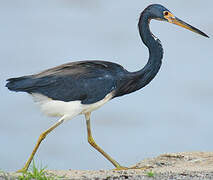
[6,76,35,92]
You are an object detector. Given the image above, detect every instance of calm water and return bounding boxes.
[1,0,212,171]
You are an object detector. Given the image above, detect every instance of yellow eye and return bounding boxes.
[164,11,169,16]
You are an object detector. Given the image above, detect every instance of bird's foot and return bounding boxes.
[16,168,27,173]
[113,166,129,170]
[113,165,152,171]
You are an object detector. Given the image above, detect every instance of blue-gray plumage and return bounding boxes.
[7,61,122,104]
[6,58,161,104]
[6,4,209,172]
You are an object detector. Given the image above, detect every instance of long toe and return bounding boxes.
[113,166,129,170]
[113,165,152,171]
[16,168,27,173]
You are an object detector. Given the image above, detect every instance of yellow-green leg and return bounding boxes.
[85,112,126,170]
[17,116,65,173]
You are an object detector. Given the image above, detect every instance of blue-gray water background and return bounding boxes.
[1,0,212,171]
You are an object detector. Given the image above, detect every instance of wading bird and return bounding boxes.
[6,4,208,172]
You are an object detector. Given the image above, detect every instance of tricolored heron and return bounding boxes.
[6,4,208,172]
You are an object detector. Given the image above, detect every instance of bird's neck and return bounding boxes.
[115,13,164,97]
[131,13,163,91]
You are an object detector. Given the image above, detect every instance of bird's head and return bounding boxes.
[145,4,209,38]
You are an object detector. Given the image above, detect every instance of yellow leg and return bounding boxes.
[85,112,126,169]
[17,116,65,173]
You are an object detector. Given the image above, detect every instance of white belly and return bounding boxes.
[31,92,113,121]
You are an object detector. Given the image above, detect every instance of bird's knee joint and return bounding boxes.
[88,137,96,146]
[39,133,47,141]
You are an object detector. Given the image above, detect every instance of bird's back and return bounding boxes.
[6,60,128,104]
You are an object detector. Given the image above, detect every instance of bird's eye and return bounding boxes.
[164,11,169,16]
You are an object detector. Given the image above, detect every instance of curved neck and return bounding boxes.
[115,11,164,97]
[131,11,163,89]
[138,11,163,75]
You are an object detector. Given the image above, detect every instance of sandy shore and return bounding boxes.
[1,152,213,180]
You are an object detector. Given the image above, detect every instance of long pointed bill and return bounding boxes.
[171,17,209,38]
[164,12,209,38]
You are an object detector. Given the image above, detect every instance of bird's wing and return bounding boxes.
[6,61,126,104]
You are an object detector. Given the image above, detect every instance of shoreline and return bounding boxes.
[1,152,213,180]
